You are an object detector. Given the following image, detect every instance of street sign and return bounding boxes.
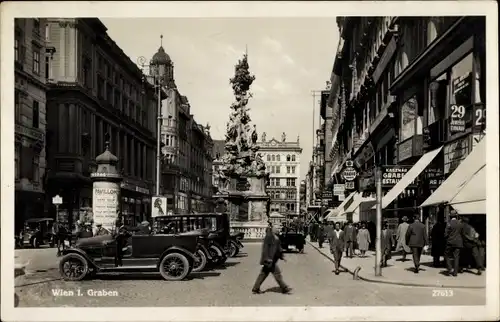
[333,184,345,195]
[342,167,358,181]
[449,104,466,133]
[345,181,356,190]
[52,195,63,205]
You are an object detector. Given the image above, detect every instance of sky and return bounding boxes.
[101,18,340,180]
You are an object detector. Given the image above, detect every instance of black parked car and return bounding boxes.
[58,227,198,281]
[19,218,55,248]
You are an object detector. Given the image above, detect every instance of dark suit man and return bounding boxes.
[344,222,356,258]
[329,222,345,275]
[381,221,395,267]
[461,217,483,275]
[318,223,325,248]
[405,217,427,273]
[252,227,291,294]
[444,216,464,276]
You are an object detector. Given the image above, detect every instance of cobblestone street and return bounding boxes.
[16,243,486,307]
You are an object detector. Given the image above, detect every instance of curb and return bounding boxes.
[307,241,485,289]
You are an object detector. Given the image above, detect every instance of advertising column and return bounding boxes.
[91,144,123,233]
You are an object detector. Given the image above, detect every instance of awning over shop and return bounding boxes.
[421,137,486,208]
[374,146,443,209]
[449,164,486,214]
[324,191,357,221]
[344,194,375,214]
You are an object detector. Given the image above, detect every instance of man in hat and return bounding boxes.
[94,223,109,236]
[396,216,411,261]
[405,216,427,273]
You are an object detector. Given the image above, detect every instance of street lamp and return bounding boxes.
[137,35,172,196]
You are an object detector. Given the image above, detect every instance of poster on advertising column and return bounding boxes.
[151,196,168,218]
[92,181,121,232]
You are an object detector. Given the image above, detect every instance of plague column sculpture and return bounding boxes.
[214,53,270,239]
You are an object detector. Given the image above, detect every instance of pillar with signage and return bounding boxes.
[90,142,123,232]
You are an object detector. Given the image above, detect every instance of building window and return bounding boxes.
[287,166,290,174]
[291,166,296,174]
[400,96,419,142]
[32,154,39,183]
[286,154,291,162]
[15,91,21,123]
[45,23,50,41]
[291,155,296,161]
[275,166,280,174]
[33,50,40,74]
[33,18,40,35]
[272,155,275,161]
[97,76,105,99]
[267,155,270,161]
[450,53,473,107]
[15,144,20,180]
[32,100,39,128]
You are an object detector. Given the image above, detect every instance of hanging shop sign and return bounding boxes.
[333,184,345,196]
[345,181,356,190]
[322,190,333,200]
[472,104,486,133]
[449,104,466,133]
[341,161,358,182]
[381,165,416,188]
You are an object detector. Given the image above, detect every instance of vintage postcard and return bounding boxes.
[1,1,498,321]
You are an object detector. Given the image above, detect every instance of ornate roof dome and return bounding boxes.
[151,46,171,65]
[96,146,118,164]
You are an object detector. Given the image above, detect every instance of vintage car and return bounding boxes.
[58,228,198,281]
[20,218,55,248]
[279,225,305,253]
[175,229,213,273]
[228,231,245,257]
[153,212,239,264]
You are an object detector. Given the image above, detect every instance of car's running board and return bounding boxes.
[99,265,157,270]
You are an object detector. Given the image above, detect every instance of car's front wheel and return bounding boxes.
[59,253,89,281]
[159,253,190,281]
[31,237,39,248]
[228,241,239,258]
[192,249,207,273]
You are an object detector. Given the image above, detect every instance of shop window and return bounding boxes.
[450,53,473,107]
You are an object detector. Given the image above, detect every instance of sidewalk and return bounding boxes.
[307,239,486,289]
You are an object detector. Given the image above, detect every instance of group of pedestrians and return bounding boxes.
[395,213,484,276]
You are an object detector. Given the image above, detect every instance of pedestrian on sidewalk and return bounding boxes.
[252,227,291,294]
[395,216,411,261]
[431,216,446,267]
[405,216,427,273]
[461,217,483,275]
[381,221,394,267]
[329,222,345,275]
[318,223,325,248]
[444,215,464,277]
[344,221,356,258]
[356,223,370,257]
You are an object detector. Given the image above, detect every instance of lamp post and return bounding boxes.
[137,35,170,197]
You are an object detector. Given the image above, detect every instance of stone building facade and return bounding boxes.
[44,18,161,227]
[14,18,50,231]
[258,133,302,217]
[326,16,485,227]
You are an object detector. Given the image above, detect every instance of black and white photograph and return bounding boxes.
[1,1,499,321]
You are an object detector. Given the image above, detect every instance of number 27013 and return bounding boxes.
[432,289,454,297]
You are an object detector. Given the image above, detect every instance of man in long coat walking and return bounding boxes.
[329,222,345,275]
[252,227,291,294]
[396,216,411,261]
[405,216,427,273]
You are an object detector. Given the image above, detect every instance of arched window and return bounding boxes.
[272,155,275,161]
[427,19,437,46]
[286,154,291,162]
[291,155,296,161]
[276,155,280,161]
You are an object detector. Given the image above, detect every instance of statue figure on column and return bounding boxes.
[261,132,266,142]
[281,132,286,142]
